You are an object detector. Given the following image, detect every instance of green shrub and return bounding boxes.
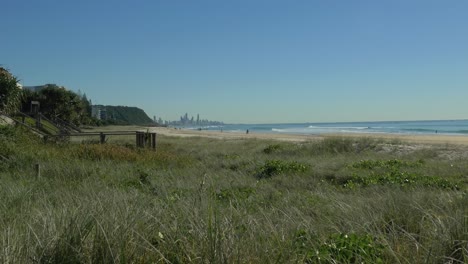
[255,160,309,179]
[263,144,282,154]
[342,159,460,189]
[351,159,424,170]
[0,68,22,114]
[343,171,460,189]
[307,233,386,263]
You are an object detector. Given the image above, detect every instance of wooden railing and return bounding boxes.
[47,131,157,150]
[2,112,157,150]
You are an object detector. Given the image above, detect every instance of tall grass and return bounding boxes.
[0,126,467,263]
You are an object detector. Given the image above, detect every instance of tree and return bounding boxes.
[37,85,87,125]
[0,67,22,114]
[81,93,92,115]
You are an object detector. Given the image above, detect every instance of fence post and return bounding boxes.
[35,163,41,179]
[136,132,144,148]
[100,132,106,144]
[151,133,156,150]
[36,114,42,129]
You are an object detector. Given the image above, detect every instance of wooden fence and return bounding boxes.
[2,112,157,150]
[47,131,157,150]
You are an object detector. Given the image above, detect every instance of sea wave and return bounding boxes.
[272,128,312,134]
[308,126,368,130]
[397,128,468,135]
[185,125,224,130]
[226,120,468,135]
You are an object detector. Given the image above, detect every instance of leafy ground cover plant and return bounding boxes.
[351,159,424,169]
[255,159,309,179]
[263,144,282,154]
[342,159,460,189]
[343,171,460,189]
[307,233,386,263]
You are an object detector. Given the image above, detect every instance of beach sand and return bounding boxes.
[147,127,468,146]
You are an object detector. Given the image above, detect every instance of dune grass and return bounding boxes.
[1,126,467,263]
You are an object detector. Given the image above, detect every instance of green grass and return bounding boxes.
[13,115,61,135]
[1,126,467,263]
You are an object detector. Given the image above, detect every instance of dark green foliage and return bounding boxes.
[39,85,88,125]
[0,67,22,114]
[342,159,460,189]
[306,233,386,263]
[344,171,460,189]
[256,160,309,179]
[96,105,154,125]
[351,159,424,169]
[21,85,94,125]
[263,144,282,154]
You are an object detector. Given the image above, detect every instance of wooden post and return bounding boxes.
[35,163,41,179]
[151,133,156,150]
[100,132,106,144]
[136,132,144,148]
[36,114,42,129]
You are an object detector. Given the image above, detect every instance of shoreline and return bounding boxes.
[146,126,468,146]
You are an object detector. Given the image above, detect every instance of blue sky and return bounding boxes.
[2,0,468,123]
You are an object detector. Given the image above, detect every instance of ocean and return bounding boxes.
[183,120,468,136]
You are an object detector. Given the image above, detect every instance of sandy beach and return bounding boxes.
[146,126,468,146]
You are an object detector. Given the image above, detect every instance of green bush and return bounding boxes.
[351,159,424,170]
[215,187,255,202]
[255,160,309,179]
[0,68,22,114]
[307,233,386,263]
[263,144,282,154]
[342,159,460,189]
[343,171,460,189]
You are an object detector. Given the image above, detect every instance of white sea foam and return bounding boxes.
[227,120,468,136]
[272,128,284,132]
[308,126,368,130]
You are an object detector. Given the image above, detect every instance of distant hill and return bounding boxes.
[95,105,155,125]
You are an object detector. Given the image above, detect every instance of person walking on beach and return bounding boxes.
[246,129,249,134]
